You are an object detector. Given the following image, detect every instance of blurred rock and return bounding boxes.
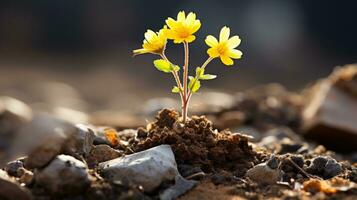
[302,65,357,152]
[90,111,146,130]
[31,81,88,111]
[190,92,235,114]
[234,84,302,130]
[178,164,205,180]
[99,145,191,193]
[53,107,89,124]
[18,168,33,185]
[86,144,122,168]
[63,124,95,159]
[232,126,261,142]
[0,169,32,200]
[159,175,196,200]
[4,160,24,177]
[264,127,302,142]
[35,154,91,195]
[0,97,33,165]
[246,155,282,185]
[16,115,77,169]
[213,111,246,129]
[306,156,342,179]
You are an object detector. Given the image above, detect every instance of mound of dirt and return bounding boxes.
[133,109,257,173]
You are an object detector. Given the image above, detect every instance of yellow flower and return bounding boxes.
[133,27,167,56]
[165,11,201,43]
[205,26,242,66]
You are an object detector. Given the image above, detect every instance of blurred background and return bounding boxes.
[0,0,357,113]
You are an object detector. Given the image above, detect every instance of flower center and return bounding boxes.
[217,43,228,55]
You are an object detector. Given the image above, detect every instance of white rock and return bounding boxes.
[99,145,178,192]
[246,163,282,185]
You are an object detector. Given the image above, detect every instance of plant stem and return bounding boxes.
[187,57,213,101]
[182,42,190,123]
[160,54,184,101]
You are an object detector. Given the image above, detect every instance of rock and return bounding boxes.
[17,115,77,169]
[0,97,33,165]
[0,169,32,200]
[266,155,279,169]
[86,144,122,168]
[324,159,343,179]
[90,111,146,130]
[178,164,205,180]
[159,175,196,200]
[264,127,302,142]
[63,124,95,159]
[18,168,34,185]
[213,111,246,129]
[99,145,194,193]
[35,154,91,195]
[232,126,261,142]
[93,127,137,147]
[246,157,282,185]
[302,65,357,152]
[5,160,24,177]
[306,156,342,179]
[53,107,89,124]
[278,138,306,154]
[190,92,235,114]
[348,166,357,182]
[235,84,302,130]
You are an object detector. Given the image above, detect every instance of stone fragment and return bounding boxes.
[18,115,77,169]
[306,156,342,179]
[35,154,91,195]
[0,169,32,200]
[99,145,195,193]
[86,144,122,168]
[0,97,33,165]
[302,65,357,152]
[246,156,282,185]
[63,124,95,159]
[5,160,24,177]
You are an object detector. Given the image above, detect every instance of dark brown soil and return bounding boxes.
[132,109,257,173]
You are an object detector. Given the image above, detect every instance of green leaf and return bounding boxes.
[153,59,172,73]
[188,77,201,93]
[195,67,204,77]
[200,74,217,80]
[171,86,180,93]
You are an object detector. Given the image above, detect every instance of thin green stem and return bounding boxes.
[187,57,214,101]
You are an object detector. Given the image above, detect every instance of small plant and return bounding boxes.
[133,11,242,122]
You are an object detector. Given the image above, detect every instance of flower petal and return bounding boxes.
[190,20,201,33]
[144,30,157,41]
[133,48,149,56]
[219,26,230,42]
[228,49,243,59]
[185,35,196,43]
[165,18,176,29]
[205,35,218,47]
[227,36,241,48]
[207,48,219,58]
[177,11,185,22]
[220,55,234,65]
[186,12,196,24]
